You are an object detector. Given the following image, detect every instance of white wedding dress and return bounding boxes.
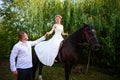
[34,25,64,66]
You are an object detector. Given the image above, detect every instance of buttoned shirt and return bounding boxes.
[10,36,45,71]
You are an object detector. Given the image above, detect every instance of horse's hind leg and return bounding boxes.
[38,62,43,80]
[64,62,73,80]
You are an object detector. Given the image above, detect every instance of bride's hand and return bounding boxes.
[65,32,68,36]
[44,32,49,38]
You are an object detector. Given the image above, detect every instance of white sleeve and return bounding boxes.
[30,36,46,46]
[10,45,18,72]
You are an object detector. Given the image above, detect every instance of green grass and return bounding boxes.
[0,58,119,80]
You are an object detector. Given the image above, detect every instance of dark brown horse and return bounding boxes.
[32,23,100,80]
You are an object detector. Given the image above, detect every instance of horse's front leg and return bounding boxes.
[38,62,43,80]
[64,62,73,80]
[32,52,39,80]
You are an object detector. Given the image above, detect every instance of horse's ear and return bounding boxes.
[90,23,94,28]
[80,21,86,26]
[90,23,93,26]
[81,22,88,28]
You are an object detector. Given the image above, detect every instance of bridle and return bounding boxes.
[84,27,96,46]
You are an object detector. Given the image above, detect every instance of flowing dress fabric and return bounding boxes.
[34,25,64,66]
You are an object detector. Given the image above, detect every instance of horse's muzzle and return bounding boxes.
[91,44,100,51]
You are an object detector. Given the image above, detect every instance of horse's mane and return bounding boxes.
[68,24,94,44]
[68,27,84,44]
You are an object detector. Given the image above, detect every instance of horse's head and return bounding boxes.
[83,24,100,51]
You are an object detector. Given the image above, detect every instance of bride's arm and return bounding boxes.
[62,31,68,36]
[62,26,68,36]
[47,24,56,35]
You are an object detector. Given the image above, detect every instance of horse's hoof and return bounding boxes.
[39,75,43,80]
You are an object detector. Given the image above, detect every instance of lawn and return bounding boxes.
[0,58,119,80]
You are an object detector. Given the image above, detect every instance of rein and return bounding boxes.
[84,27,96,74]
[68,38,84,46]
[86,48,91,74]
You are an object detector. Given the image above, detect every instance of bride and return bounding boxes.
[34,15,68,66]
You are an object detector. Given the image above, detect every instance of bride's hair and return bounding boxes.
[55,15,62,19]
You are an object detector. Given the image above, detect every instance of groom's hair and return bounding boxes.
[18,31,26,39]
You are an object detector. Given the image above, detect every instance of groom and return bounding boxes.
[10,31,48,80]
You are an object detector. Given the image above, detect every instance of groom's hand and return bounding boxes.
[12,71,18,76]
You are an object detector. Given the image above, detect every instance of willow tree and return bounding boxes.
[0,0,120,73]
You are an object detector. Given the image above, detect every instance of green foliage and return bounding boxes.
[0,0,120,74]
